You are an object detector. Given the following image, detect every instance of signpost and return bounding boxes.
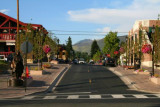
[20,40,33,92]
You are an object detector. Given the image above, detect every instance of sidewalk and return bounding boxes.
[108,66,160,93]
[0,64,70,99]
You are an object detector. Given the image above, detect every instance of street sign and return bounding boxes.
[20,41,33,54]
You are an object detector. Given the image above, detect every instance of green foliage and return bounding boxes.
[66,37,74,60]
[103,31,120,58]
[75,51,89,62]
[90,40,100,58]
[44,35,57,55]
[93,51,102,62]
[33,30,44,60]
[30,66,42,70]
[0,61,9,70]
[153,26,160,64]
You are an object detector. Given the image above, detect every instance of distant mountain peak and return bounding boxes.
[73,36,127,53]
[73,39,92,45]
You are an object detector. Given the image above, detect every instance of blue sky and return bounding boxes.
[1,0,160,44]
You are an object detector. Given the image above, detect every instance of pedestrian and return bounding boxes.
[15,52,24,80]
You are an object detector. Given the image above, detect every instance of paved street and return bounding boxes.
[54,64,146,94]
[1,64,160,107]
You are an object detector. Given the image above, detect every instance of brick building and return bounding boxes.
[127,20,160,68]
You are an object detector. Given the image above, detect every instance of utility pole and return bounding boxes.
[16,0,20,52]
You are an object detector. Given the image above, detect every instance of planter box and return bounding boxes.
[27,59,33,63]
[134,72,150,75]
[8,78,23,87]
[30,70,43,76]
[149,77,160,84]
[124,68,128,70]
[50,60,58,64]
[23,78,33,86]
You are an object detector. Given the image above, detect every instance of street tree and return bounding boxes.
[33,30,44,68]
[90,40,100,58]
[103,31,120,58]
[93,50,102,62]
[66,36,74,60]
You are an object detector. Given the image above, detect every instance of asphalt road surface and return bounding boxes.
[54,64,145,94]
[1,64,160,107]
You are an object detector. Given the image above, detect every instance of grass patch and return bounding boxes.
[0,61,9,71]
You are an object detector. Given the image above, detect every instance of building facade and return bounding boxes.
[0,12,47,58]
[127,20,160,68]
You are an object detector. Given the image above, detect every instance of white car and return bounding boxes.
[0,55,7,61]
[79,58,85,64]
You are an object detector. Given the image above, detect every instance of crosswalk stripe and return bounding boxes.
[133,95,148,98]
[43,96,57,99]
[22,96,35,99]
[19,94,160,100]
[89,95,101,99]
[112,95,125,98]
[154,94,160,98]
[67,95,79,99]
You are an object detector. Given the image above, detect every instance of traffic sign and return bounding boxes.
[20,41,33,54]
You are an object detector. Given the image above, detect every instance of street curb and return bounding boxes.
[107,67,138,90]
[0,65,71,99]
[46,64,72,92]
[106,67,160,94]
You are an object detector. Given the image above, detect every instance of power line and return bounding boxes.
[48,30,128,33]
[52,34,106,35]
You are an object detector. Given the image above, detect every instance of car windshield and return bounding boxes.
[79,58,84,61]
[0,56,4,59]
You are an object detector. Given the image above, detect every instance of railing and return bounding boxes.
[0,34,16,40]
[0,52,14,57]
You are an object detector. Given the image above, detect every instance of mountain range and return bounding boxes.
[73,36,127,54]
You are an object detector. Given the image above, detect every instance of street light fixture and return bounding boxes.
[125,36,128,66]
[57,39,59,60]
[151,25,155,76]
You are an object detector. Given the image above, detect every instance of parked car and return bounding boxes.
[89,59,94,64]
[72,59,78,64]
[0,55,7,61]
[105,57,116,66]
[79,58,85,64]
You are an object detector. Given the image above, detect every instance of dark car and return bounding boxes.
[105,57,116,66]
[72,59,78,64]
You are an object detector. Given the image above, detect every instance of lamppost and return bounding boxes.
[57,39,59,60]
[151,25,155,76]
[126,36,128,66]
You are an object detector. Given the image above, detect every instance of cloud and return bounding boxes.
[0,9,9,14]
[68,0,160,32]
[97,27,111,32]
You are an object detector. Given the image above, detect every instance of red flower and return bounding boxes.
[107,54,111,57]
[114,51,119,55]
[43,45,51,54]
[141,44,152,53]
[119,47,125,53]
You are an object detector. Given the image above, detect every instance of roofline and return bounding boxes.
[0,12,48,34]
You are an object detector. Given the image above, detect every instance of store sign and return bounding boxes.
[6,42,15,46]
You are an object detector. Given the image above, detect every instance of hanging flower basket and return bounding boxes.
[43,45,51,54]
[106,54,111,57]
[141,44,152,53]
[119,47,125,54]
[114,51,119,55]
